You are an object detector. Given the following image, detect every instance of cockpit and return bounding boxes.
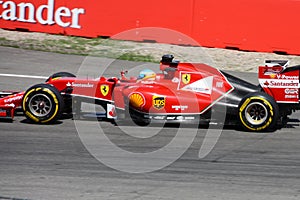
[119,54,180,82]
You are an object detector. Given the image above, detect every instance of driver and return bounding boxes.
[138,69,156,80]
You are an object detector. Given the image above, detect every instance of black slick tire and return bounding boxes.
[22,84,64,124]
[45,72,76,82]
[238,92,279,132]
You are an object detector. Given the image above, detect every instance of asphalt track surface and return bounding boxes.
[1,46,300,200]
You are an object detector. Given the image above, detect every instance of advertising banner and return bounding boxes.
[1,0,300,55]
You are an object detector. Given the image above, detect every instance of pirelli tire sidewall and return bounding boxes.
[238,92,279,132]
[22,84,64,124]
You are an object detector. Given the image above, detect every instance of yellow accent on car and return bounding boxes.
[22,88,36,110]
[239,98,251,112]
[40,88,59,123]
[25,111,39,122]
[51,77,61,81]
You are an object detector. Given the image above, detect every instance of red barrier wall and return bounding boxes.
[1,0,300,55]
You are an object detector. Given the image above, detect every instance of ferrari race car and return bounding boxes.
[0,55,299,131]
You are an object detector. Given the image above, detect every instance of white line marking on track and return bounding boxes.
[0,73,47,79]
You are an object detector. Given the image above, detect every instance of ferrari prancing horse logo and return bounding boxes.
[100,85,109,96]
[181,74,191,84]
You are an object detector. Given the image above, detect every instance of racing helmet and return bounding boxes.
[138,69,156,80]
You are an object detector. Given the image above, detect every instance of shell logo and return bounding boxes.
[129,93,145,108]
[269,74,276,79]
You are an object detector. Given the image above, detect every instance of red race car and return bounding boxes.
[0,55,299,131]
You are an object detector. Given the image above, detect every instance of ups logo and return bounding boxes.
[152,96,165,110]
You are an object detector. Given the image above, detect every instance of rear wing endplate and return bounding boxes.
[265,60,289,68]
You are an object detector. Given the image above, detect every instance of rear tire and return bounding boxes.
[238,92,279,132]
[22,84,64,124]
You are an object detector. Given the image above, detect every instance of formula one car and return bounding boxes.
[0,55,299,131]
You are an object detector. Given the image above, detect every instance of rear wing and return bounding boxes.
[259,60,300,103]
[265,60,289,68]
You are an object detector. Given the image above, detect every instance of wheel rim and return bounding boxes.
[28,94,52,117]
[244,102,268,126]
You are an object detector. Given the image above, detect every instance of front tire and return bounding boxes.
[238,92,279,132]
[128,107,150,126]
[22,84,63,124]
[45,72,76,82]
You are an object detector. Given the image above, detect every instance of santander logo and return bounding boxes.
[0,0,85,28]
